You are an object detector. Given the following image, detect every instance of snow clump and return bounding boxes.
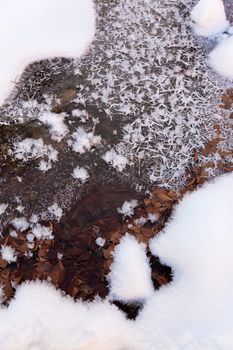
[108,234,154,303]
[209,35,233,80]
[191,0,229,37]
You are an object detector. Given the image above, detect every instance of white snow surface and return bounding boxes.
[191,0,229,37]
[1,174,233,348]
[0,281,135,350]
[209,35,233,80]
[0,0,95,105]
[108,234,154,303]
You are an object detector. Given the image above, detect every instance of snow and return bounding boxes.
[0,281,135,350]
[102,149,128,172]
[208,35,233,80]
[72,166,89,183]
[1,174,233,348]
[48,203,63,222]
[108,234,154,303]
[135,172,233,349]
[32,224,53,240]
[117,200,139,218]
[0,0,96,105]
[68,127,102,154]
[1,245,17,263]
[11,217,29,231]
[191,0,229,37]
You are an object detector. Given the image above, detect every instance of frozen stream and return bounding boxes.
[0,0,232,227]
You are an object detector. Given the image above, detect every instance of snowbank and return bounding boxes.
[135,173,233,349]
[0,281,135,350]
[209,35,233,80]
[191,0,229,37]
[0,0,96,105]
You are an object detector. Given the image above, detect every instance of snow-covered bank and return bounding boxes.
[1,173,233,349]
[0,0,95,105]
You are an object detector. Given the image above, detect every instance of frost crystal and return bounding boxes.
[117,200,139,218]
[1,245,17,263]
[72,166,89,183]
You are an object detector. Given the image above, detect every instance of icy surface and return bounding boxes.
[0,281,135,350]
[0,0,95,105]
